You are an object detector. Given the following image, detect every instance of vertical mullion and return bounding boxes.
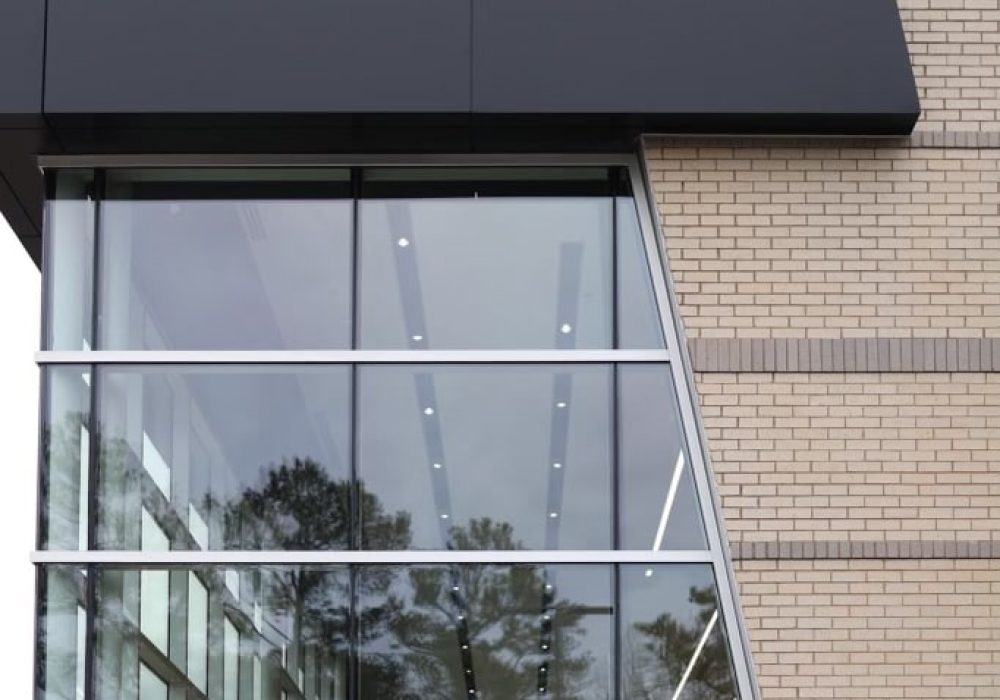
[83,170,105,700]
[610,170,623,700]
[348,167,362,700]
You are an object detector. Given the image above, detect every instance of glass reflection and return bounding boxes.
[358,563,613,699]
[36,566,86,700]
[619,365,706,550]
[620,565,737,699]
[44,169,95,352]
[99,169,353,350]
[93,566,349,699]
[358,364,613,550]
[41,366,91,551]
[95,367,352,550]
[359,167,663,350]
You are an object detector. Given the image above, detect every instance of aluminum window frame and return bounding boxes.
[33,153,759,700]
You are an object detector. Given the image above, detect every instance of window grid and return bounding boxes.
[33,155,759,700]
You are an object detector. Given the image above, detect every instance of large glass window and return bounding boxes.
[37,162,753,700]
[93,366,352,551]
[99,169,353,350]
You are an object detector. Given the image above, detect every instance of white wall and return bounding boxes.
[0,218,40,697]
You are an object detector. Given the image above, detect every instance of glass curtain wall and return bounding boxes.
[36,165,748,700]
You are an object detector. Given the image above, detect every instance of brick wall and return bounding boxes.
[900,0,1000,132]
[644,143,1000,340]
[697,372,1000,543]
[736,559,1000,699]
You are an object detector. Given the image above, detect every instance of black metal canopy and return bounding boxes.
[0,0,919,262]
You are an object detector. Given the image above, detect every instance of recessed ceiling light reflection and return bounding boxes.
[645,569,654,578]
[556,401,567,409]
[559,323,573,334]
[462,644,469,650]
[423,407,435,416]
[433,463,443,469]
[544,584,553,591]
[397,237,410,247]
[440,513,449,519]
[552,462,562,469]
[412,334,424,341]
[541,644,549,651]
[549,512,558,519]
[452,585,460,592]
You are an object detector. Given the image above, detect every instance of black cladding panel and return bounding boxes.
[44,0,472,113]
[472,0,919,119]
[0,0,44,121]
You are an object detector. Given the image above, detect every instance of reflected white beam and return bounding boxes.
[671,609,719,700]
[652,450,685,551]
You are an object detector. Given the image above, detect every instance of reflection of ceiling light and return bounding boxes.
[433,463,443,469]
[559,323,572,334]
[412,334,424,341]
[397,238,410,247]
[457,614,465,620]
[540,667,547,673]
[541,644,549,650]
[549,512,558,518]
[543,614,550,621]
[544,584,553,591]
[462,644,469,650]
[452,585,460,592]
[424,407,435,416]
[440,514,449,519]
[552,463,562,469]
[556,401,567,408]
[466,669,472,675]
[645,569,654,578]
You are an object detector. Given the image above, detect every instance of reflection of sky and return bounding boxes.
[102,367,351,514]
[359,198,613,350]
[358,365,614,550]
[102,199,353,350]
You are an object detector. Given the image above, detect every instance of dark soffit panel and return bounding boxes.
[472,0,919,128]
[44,0,472,113]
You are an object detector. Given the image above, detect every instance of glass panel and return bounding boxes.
[93,566,350,700]
[99,169,352,350]
[619,365,707,550]
[41,366,91,551]
[187,572,209,692]
[616,195,665,349]
[36,566,86,700]
[44,169,94,351]
[358,564,614,700]
[359,167,615,350]
[620,565,738,699]
[95,366,351,550]
[358,364,613,550]
[138,664,168,700]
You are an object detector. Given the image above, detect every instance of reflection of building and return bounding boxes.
[5,2,996,698]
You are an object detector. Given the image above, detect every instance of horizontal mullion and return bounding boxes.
[33,549,713,566]
[36,350,672,365]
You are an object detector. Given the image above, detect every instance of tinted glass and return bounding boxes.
[36,566,87,700]
[95,366,351,550]
[99,169,352,350]
[92,566,350,699]
[620,565,738,699]
[616,196,665,349]
[358,564,613,699]
[44,170,94,351]
[358,364,613,550]
[619,365,707,550]
[359,167,663,350]
[41,366,91,550]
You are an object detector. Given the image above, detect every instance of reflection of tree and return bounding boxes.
[361,518,601,700]
[220,457,413,692]
[625,585,736,700]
